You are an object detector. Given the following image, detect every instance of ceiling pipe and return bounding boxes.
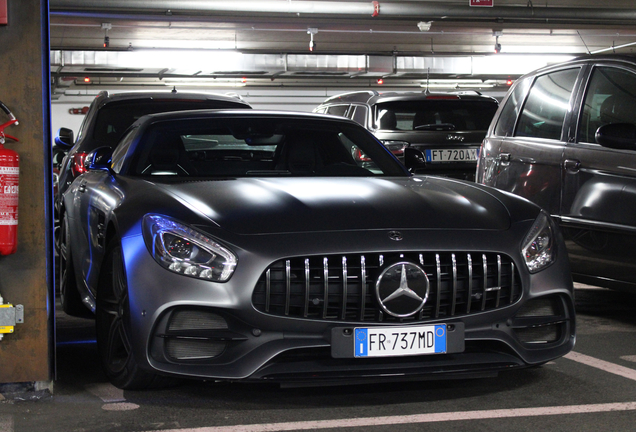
[49,0,636,24]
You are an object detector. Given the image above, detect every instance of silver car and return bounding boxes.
[59,110,575,389]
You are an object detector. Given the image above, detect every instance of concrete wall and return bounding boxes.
[0,0,53,388]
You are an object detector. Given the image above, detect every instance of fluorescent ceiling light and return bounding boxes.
[115,50,244,70]
[163,79,247,88]
[131,40,238,50]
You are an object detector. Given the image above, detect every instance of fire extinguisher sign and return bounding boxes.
[0,165,19,226]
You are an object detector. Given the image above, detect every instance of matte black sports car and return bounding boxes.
[59,110,575,389]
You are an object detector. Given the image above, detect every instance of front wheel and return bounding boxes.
[96,239,168,389]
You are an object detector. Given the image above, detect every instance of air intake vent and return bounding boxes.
[252,252,521,323]
[165,339,226,360]
[168,310,228,332]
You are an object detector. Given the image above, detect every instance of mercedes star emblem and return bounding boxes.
[375,262,429,317]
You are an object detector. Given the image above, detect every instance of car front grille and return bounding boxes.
[252,252,522,323]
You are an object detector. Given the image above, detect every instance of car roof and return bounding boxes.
[320,90,498,106]
[94,90,250,107]
[135,109,361,126]
[517,54,636,80]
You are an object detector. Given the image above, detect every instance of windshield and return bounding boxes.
[128,116,408,178]
[375,100,498,132]
[92,99,246,145]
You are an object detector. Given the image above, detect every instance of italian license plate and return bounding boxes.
[425,148,478,162]
[354,325,447,358]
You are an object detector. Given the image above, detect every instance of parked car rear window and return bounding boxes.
[577,66,636,144]
[515,68,579,140]
[373,100,498,132]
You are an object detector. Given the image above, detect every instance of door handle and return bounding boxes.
[499,153,511,165]
[564,159,580,172]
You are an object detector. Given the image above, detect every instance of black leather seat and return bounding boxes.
[143,139,197,176]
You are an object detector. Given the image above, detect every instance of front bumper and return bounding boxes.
[121,222,575,385]
[143,291,574,384]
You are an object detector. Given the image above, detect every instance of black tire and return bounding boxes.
[59,214,89,317]
[96,238,171,390]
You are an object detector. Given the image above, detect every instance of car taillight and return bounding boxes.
[71,152,88,177]
[352,147,372,162]
[381,140,410,156]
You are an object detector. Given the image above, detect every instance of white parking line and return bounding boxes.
[143,402,636,432]
[564,351,636,382]
[0,415,13,432]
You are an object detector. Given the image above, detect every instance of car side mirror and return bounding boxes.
[85,146,114,174]
[595,123,636,150]
[54,127,74,149]
[404,147,427,172]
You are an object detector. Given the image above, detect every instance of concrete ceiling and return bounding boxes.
[49,0,636,96]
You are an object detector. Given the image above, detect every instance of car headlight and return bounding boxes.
[521,211,555,273]
[143,214,237,282]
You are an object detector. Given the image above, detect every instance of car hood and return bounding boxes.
[153,177,511,235]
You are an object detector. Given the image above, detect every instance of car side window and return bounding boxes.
[493,77,531,137]
[515,68,579,141]
[111,128,137,173]
[350,105,368,127]
[326,105,349,117]
[75,100,97,143]
[577,66,636,144]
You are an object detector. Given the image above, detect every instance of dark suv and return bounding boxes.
[477,55,636,291]
[55,90,251,198]
[314,90,499,180]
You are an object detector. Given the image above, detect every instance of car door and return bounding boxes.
[490,67,581,216]
[560,63,636,288]
[478,76,531,186]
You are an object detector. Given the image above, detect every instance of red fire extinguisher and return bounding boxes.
[0,101,19,255]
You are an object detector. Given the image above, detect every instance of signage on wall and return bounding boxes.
[470,0,494,6]
[0,0,7,25]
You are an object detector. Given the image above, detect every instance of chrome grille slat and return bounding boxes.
[285,260,291,316]
[481,254,488,311]
[467,254,473,314]
[265,269,271,313]
[435,254,441,318]
[253,251,522,323]
[322,257,329,319]
[360,256,367,320]
[496,255,502,308]
[341,256,348,320]
[451,254,457,316]
[510,262,516,305]
[304,258,310,318]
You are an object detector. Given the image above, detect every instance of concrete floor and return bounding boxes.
[1,283,636,431]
